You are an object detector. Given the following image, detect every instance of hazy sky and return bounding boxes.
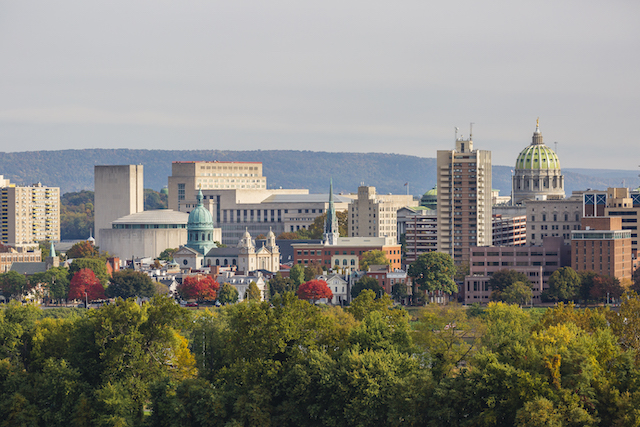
[1,0,639,169]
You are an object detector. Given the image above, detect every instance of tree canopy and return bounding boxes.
[545,267,581,302]
[488,269,530,300]
[245,281,261,301]
[408,251,457,295]
[66,241,100,259]
[350,275,384,299]
[178,276,219,302]
[68,258,110,286]
[360,250,390,271]
[297,279,333,303]
[68,268,105,301]
[106,269,156,299]
[218,283,239,304]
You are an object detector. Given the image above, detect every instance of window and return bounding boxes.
[178,184,185,201]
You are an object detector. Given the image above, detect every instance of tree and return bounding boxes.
[31,267,70,302]
[631,268,640,293]
[158,248,178,262]
[488,269,529,300]
[277,232,299,240]
[144,188,168,210]
[296,210,348,239]
[245,281,261,301]
[546,267,580,302]
[0,271,29,299]
[297,280,333,303]
[351,275,384,299]
[218,283,239,304]
[391,282,408,302]
[178,276,219,302]
[499,281,533,306]
[360,250,390,271]
[303,262,323,282]
[268,272,297,298]
[66,241,100,259]
[290,264,305,286]
[578,270,598,302]
[106,270,156,299]
[68,258,109,286]
[590,274,624,302]
[408,252,457,295]
[68,268,105,301]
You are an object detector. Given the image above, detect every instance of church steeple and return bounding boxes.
[323,179,339,245]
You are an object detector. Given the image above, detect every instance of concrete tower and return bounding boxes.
[94,165,143,246]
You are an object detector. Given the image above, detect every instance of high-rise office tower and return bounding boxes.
[436,129,492,263]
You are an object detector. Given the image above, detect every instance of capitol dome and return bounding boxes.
[420,185,437,210]
[515,144,561,170]
[512,119,565,205]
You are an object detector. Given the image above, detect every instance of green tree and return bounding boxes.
[391,282,407,302]
[218,283,239,304]
[351,275,384,299]
[297,210,348,239]
[590,274,624,302]
[31,267,70,302]
[268,272,297,298]
[66,241,100,259]
[545,266,581,302]
[158,248,178,262]
[303,262,323,282]
[68,258,110,286]
[360,250,390,271]
[0,271,29,299]
[488,269,530,301]
[245,281,261,301]
[632,268,640,293]
[578,270,598,302]
[60,190,94,240]
[106,269,156,299]
[290,264,305,286]
[500,281,533,306]
[408,251,457,295]
[144,188,168,210]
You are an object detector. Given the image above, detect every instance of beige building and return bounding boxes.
[347,185,417,243]
[94,165,144,246]
[437,133,492,263]
[0,177,60,246]
[168,161,267,210]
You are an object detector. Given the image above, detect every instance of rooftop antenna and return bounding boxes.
[554,141,558,154]
[455,127,459,141]
[470,122,474,140]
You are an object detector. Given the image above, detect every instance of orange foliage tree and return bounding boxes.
[297,279,333,303]
[178,276,220,302]
[66,240,100,259]
[69,268,105,301]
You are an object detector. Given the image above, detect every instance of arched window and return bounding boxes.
[207,259,211,266]
[208,233,211,240]
[343,259,347,265]
[351,259,355,266]
[335,259,339,265]
[195,234,199,241]
[224,259,228,266]
[216,259,220,266]
[232,259,237,266]
[202,233,205,241]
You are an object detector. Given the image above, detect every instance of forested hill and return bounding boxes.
[0,149,637,197]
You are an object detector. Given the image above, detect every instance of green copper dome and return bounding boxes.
[420,185,437,209]
[515,144,560,170]
[187,189,213,227]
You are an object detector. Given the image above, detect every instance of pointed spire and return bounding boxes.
[324,178,339,245]
[49,241,56,258]
[197,187,204,205]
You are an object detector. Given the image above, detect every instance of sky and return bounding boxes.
[1,0,639,169]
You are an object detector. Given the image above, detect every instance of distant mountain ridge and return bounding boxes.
[1,149,638,198]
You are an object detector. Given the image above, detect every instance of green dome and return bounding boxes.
[420,185,437,209]
[515,144,560,170]
[187,189,213,228]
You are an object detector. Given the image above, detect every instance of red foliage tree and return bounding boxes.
[590,275,624,301]
[67,241,100,259]
[69,268,105,301]
[178,276,220,302]
[297,279,333,303]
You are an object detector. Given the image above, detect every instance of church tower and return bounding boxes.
[186,188,216,255]
[323,179,339,245]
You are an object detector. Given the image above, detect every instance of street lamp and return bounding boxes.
[84,291,88,309]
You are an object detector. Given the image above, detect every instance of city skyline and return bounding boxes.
[1,1,639,169]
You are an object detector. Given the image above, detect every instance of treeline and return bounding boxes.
[60,189,168,240]
[4,291,640,425]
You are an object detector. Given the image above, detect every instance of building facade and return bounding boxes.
[463,236,569,304]
[436,133,492,263]
[396,206,437,266]
[492,214,527,246]
[347,185,417,243]
[292,237,402,271]
[571,217,633,281]
[526,197,583,246]
[512,120,565,205]
[94,165,144,246]
[168,161,267,211]
[0,177,60,246]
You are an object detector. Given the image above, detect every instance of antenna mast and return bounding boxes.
[470,122,474,140]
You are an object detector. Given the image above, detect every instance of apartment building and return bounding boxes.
[436,133,492,263]
[0,177,60,246]
[396,206,437,266]
[347,185,417,243]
